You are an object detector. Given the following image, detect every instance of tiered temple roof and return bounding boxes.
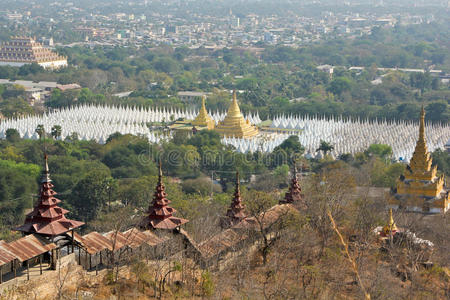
[280,164,306,209]
[140,162,188,230]
[390,107,449,213]
[222,171,246,228]
[16,154,84,236]
[215,91,259,138]
[0,37,67,69]
[191,95,215,130]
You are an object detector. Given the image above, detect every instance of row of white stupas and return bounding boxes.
[221,133,292,154]
[38,104,262,126]
[0,104,448,162]
[268,114,448,161]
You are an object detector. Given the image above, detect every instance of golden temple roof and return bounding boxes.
[191,95,215,130]
[215,91,259,138]
[392,107,449,213]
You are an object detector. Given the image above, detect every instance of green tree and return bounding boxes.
[432,149,449,177]
[51,125,62,140]
[0,160,39,225]
[5,128,20,143]
[317,140,334,156]
[410,72,432,93]
[35,124,45,140]
[69,169,111,222]
[273,135,305,163]
[365,144,393,161]
[0,97,33,118]
[327,77,352,97]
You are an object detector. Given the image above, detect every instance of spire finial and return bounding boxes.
[388,208,394,226]
[419,106,425,142]
[383,208,398,235]
[42,153,51,183]
[233,90,237,103]
[201,95,207,109]
[292,158,297,177]
[44,153,49,173]
[158,159,163,182]
[235,170,240,188]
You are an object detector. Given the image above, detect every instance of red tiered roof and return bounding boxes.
[16,154,84,236]
[222,171,246,227]
[140,162,188,230]
[280,164,306,208]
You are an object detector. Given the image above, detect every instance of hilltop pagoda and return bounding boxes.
[0,37,67,69]
[139,162,188,231]
[215,91,259,138]
[191,95,215,130]
[280,164,306,209]
[16,154,84,236]
[221,171,246,228]
[390,107,449,213]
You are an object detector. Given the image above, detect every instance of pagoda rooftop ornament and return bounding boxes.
[140,161,188,231]
[15,154,84,236]
[381,208,398,237]
[191,95,215,130]
[215,90,259,138]
[280,162,306,209]
[221,171,246,228]
[390,107,449,213]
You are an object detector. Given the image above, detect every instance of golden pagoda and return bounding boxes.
[215,91,259,138]
[381,208,398,237]
[191,96,215,130]
[390,107,449,213]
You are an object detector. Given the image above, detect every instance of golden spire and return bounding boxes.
[392,105,448,211]
[191,95,215,129]
[417,106,427,153]
[383,208,398,235]
[215,90,259,138]
[408,106,432,172]
[228,90,242,117]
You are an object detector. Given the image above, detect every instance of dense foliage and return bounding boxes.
[0,128,447,240]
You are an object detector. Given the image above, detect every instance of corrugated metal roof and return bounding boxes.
[0,228,169,265]
[122,228,150,249]
[81,232,111,255]
[122,228,168,248]
[141,230,168,246]
[6,234,56,262]
[103,231,129,251]
[0,240,18,266]
[198,228,248,259]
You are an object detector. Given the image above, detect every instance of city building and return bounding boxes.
[177,91,211,103]
[0,37,67,69]
[389,107,449,213]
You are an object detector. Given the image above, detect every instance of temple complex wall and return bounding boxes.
[0,60,67,69]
